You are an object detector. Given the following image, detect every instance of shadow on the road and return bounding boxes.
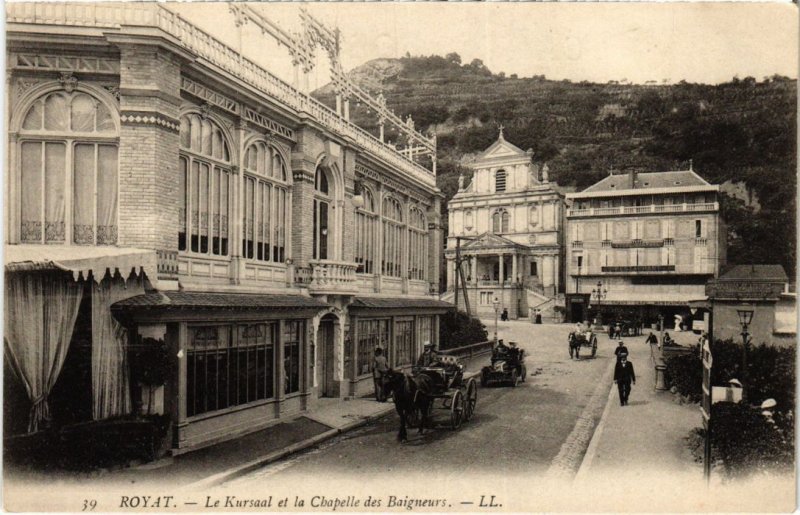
[625,400,649,407]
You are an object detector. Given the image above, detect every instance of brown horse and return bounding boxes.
[381,369,434,442]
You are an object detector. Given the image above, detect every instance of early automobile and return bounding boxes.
[481,341,526,387]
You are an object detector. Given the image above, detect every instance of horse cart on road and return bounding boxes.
[414,355,478,429]
[568,330,598,359]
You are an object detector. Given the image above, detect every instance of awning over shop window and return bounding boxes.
[5,245,157,282]
[349,296,454,311]
[111,291,330,322]
[598,292,699,307]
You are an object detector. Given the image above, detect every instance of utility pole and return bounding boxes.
[453,236,474,316]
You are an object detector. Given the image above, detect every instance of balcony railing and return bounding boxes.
[308,260,358,295]
[610,239,665,249]
[602,265,676,273]
[6,2,435,185]
[599,264,715,275]
[568,202,718,217]
[571,241,583,249]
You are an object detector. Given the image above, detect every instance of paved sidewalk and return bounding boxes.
[107,352,489,488]
[575,331,703,484]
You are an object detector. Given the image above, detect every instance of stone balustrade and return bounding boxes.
[308,260,359,295]
[567,202,718,217]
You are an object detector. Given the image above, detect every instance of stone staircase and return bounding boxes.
[524,288,562,323]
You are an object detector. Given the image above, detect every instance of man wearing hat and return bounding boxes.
[614,340,629,362]
[417,341,440,368]
[614,354,636,406]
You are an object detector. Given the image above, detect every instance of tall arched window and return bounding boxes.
[179,113,232,255]
[492,208,510,233]
[382,196,404,278]
[18,89,118,244]
[243,141,290,263]
[313,167,331,260]
[408,207,428,280]
[495,169,507,192]
[355,187,377,274]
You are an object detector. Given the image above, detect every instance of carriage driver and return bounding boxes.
[417,341,440,367]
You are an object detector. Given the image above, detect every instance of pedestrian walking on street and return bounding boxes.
[373,347,389,402]
[645,331,658,346]
[614,355,636,406]
[614,340,629,362]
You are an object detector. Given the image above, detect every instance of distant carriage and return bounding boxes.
[568,330,598,359]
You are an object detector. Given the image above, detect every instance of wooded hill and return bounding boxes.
[315,54,797,278]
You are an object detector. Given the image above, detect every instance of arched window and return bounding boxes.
[408,207,428,280]
[492,208,510,233]
[18,90,118,244]
[495,169,507,192]
[242,141,290,263]
[355,187,377,274]
[313,167,332,260]
[179,113,232,255]
[382,196,404,278]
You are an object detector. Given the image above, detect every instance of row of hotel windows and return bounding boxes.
[573,247,708,267]
[350,316,435,378]
[16,90,429,279]
[572,219,707,241]
[186,321,303,418]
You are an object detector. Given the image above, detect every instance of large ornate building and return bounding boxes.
[4,3,448,454]
[564,169,727,324]
[445,131,564,320]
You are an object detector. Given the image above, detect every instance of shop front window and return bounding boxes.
[186,323,276,417]
[283,320,303,394]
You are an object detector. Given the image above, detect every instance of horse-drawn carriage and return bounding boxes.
[568,330,598,359]
[481,342,526,387]
[382,355,477,441]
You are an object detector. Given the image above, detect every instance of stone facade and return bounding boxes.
[445,131,564,320]
[565,169,727,324]
[5,3,447,453]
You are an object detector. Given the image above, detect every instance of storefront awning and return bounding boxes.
[112,291,330,322]
[5,245,157,283]
[349,296,454,312]
[597,292,699,307]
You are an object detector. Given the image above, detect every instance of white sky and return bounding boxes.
[171,2,798,86]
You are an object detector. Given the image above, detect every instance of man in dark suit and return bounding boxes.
[613,340,629,362]
[614,354,636,406]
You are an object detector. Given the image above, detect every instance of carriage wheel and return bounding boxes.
[450,390,464,429]
[591,336,598,357]
[464,379,477,421]
[510,369,519,387]
[521,364,527,382]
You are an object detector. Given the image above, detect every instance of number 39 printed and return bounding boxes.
[82,500,97,511]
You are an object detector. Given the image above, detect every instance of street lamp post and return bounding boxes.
[591,281,608,327]
[492,296,500,343]
[736,308,754,403]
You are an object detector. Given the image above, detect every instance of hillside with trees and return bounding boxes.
[315,54,797,279]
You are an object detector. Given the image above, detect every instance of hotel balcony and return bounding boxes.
[567,202,718,217]
[307,260,359,295]
[597,264,715,275]
[610,239,665,248]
